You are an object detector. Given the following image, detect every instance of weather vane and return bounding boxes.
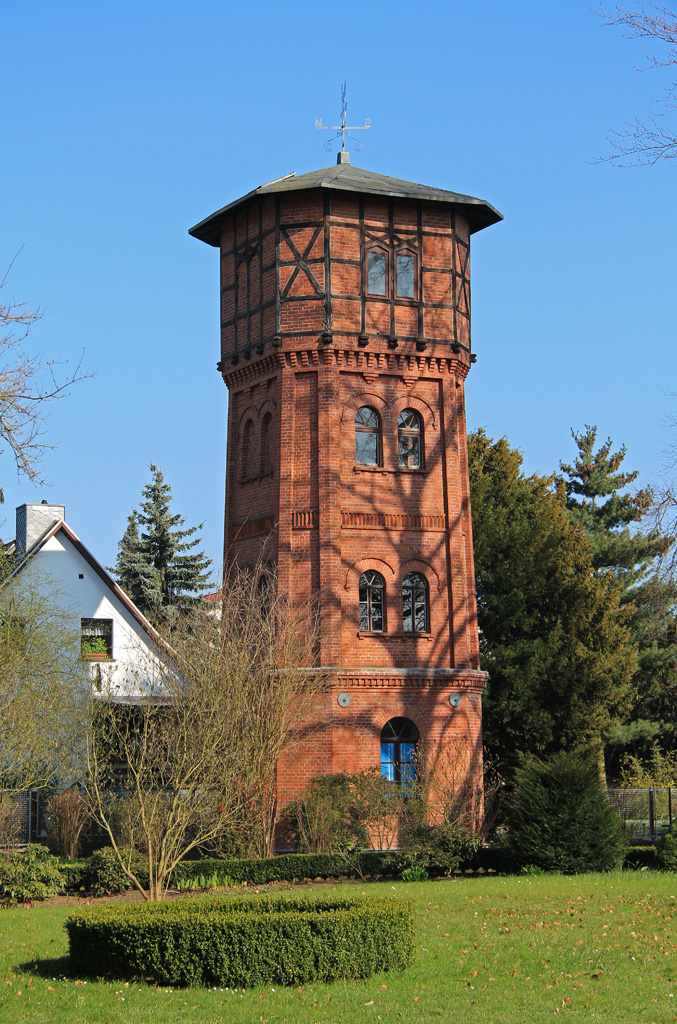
[315,82,370,160]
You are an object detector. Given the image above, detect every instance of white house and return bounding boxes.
[2,503,174,842]
[6,502,168,699]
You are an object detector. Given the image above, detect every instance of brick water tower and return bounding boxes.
[190,143,501,821]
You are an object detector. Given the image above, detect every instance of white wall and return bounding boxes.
[19,529,170,698]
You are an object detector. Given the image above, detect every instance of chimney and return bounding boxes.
[15,502,66,558]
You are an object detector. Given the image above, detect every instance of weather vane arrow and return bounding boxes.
[316,82,370,163]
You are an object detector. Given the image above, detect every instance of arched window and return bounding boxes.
[398,408,423,468]
[366,246,388,296]
[260,412,272,475]
[241,418,254,479]
[381,717,419,786]
[258,572,272,620]
[359,570,385,632]
[355,406,382,466]
[395,249,416,298]
[402,572,429,633]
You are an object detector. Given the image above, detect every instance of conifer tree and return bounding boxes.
[558,426,677,774]
[113,465,212,618]
[469,429,635,782]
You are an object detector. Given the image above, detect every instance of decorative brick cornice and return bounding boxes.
[335,668,488,689]
[341,510,446,532]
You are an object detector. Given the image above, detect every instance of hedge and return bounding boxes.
[66,894,415,987]
[170,851,408,887]
[169,848,479,887]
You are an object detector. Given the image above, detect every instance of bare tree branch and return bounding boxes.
[599,3,677,164]
[0,257,90,494]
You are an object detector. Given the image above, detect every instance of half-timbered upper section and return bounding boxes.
[189,163,502,376]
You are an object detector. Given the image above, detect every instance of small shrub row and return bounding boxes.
[0,845,65,904]
[170,846,483,888]
[67,894,415,987]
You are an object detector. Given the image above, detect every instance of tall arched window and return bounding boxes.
[381,717,419,786]
[359,570,385,632]
[395,249,416,298]
[402,572,429,633]
[398,408,423,468]
[355,406,382,466]
[260,412,272,475]
[258,572,272,620]
[241,419,254,479]
[366,246,388,295]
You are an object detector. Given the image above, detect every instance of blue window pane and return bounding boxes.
[381,761,395,782]
[381,741,395,764]
[400,742,416,764]
[400,762,416,791]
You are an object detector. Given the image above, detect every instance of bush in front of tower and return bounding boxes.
[505,751,626,874]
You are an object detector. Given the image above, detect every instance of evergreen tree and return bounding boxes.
[469,429,635,782]
[558,426,677,776]
[114,464,212,618]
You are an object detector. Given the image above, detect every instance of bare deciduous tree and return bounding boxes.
[600,3,677,164]
[0,552,86,792]
[0,259,88,495]
[85,566,332,901]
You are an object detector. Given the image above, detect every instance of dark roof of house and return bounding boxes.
[189,162,503,247]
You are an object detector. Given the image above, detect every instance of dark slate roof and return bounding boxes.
[189,162,503,246]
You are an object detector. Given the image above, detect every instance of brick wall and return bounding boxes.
[217,186,488,834]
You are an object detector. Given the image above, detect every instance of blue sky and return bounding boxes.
[2,0,675,576]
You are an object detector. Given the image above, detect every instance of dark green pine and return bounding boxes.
[114,464,212,618]
[558,426,677,772]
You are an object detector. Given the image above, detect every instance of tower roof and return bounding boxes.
[189,162,502,247]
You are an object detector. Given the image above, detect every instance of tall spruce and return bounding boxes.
[468,429,635,782]
[114,465,212,618]
[558,426,677,775]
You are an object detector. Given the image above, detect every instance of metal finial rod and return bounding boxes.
[315,81,371,158]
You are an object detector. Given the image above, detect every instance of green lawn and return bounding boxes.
[2,872,677,1022]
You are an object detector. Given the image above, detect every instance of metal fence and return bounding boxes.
[608,788,674,841]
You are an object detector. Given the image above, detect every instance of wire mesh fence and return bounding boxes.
[608,788,674,841]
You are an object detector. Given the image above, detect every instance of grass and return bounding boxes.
[1,872,677,1022]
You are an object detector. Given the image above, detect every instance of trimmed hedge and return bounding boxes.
[170,848,481,888]
[625,845,659,870]
[170,852,401,887]
[66,894,415,987]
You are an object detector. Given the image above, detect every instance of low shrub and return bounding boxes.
[625,845,659,870]
[67,894,415,987]
[405,823,483,875]
[401,865,428,882]
[505,752,627,874]
[85,847,149,896]
[657,829,677,871]
[60,861,90,892]
[0,844,65,904]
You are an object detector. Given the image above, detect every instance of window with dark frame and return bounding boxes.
[366,246,418,299]
[380,717,419,787]
[260,412,272,476]
[367,248,388,295]
[402,572,429,633]
[396,250,416,298]
[355,406,382,466]
[398,408,423,468]
[241,418,253,479]
[81,618,113,659]
[359,570,385,633]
